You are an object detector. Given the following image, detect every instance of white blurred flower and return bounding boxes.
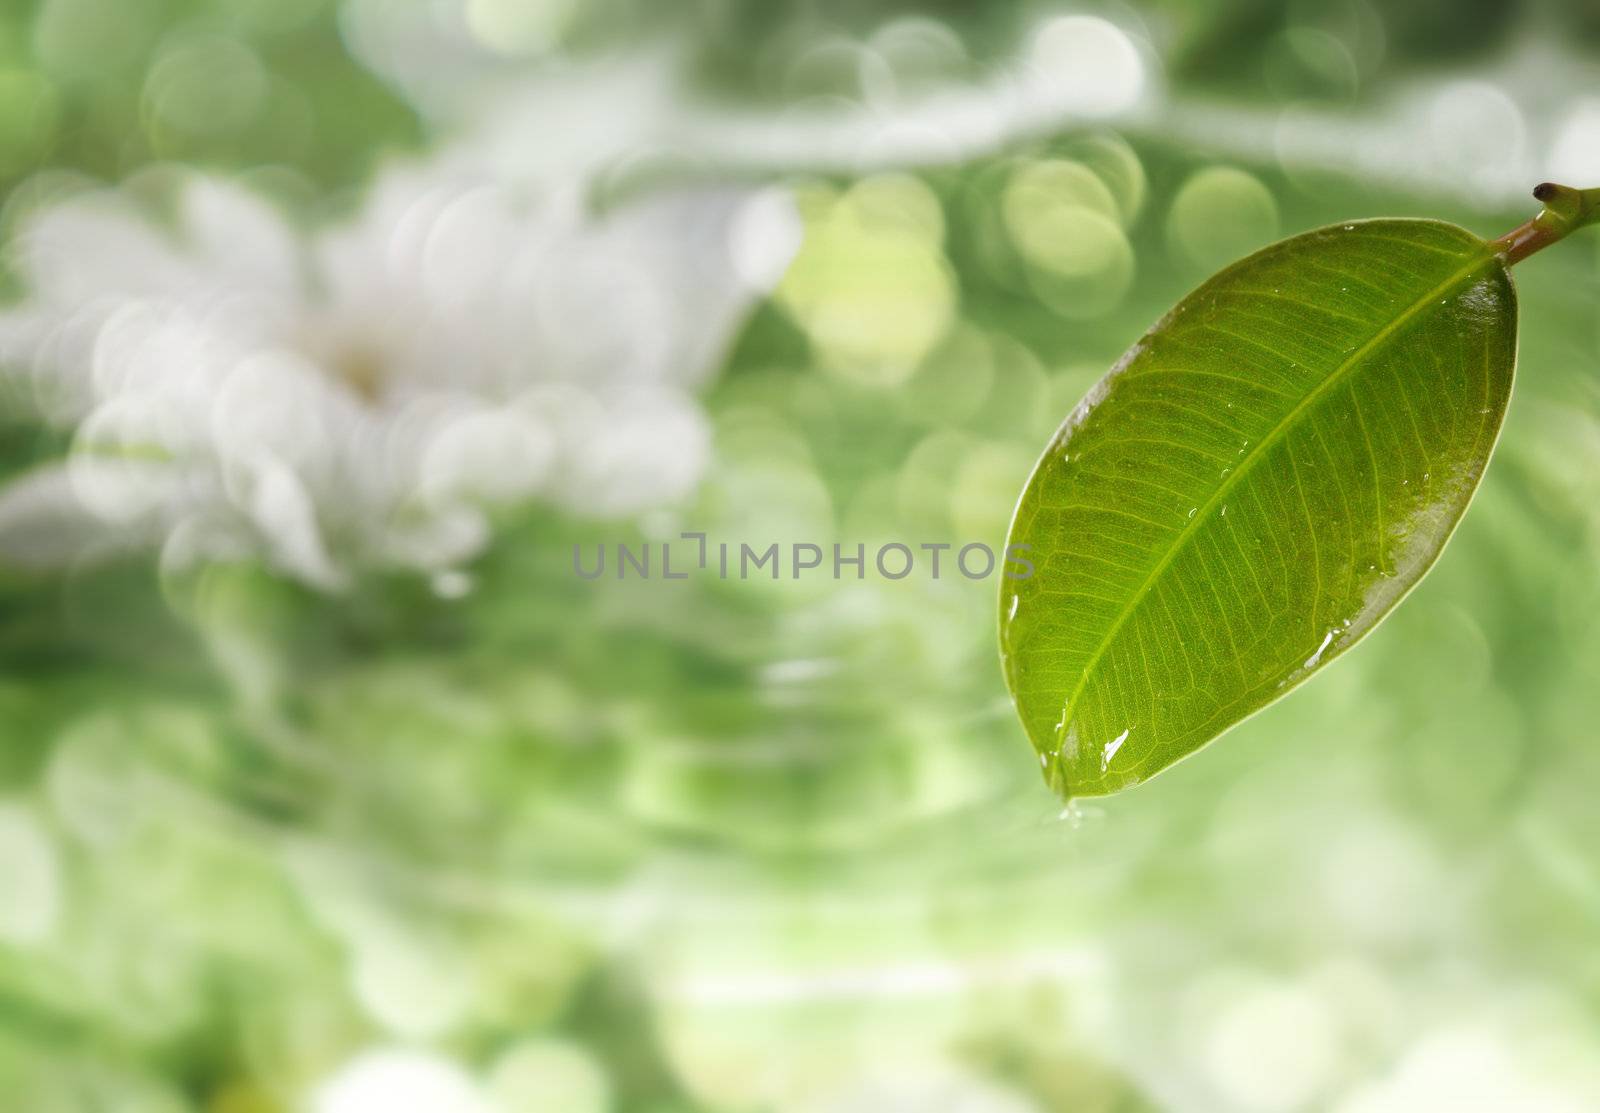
[0,165,785,587]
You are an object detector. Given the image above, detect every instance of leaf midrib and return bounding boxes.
[1051,246,1497,750]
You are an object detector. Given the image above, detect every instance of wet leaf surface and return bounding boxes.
[1002,219,1517,797]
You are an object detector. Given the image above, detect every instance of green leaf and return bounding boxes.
[1001,219,1517,798]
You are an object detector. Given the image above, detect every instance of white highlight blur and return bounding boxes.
[1026,16,1145,119]
[345,10,1152,175]
[1335,1027,1590,1113]
[340,1,1600,211]
[0,803,61,945]
[793,1064,1042,1113]
[1550,98,1600,186]
[313,1049,492,1113]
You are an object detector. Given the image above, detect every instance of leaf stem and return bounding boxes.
[1492,183,1600,266]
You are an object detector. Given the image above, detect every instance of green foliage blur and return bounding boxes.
[1,1,1600,1112]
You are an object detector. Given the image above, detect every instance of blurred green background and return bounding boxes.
[1,1,1600,1111]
